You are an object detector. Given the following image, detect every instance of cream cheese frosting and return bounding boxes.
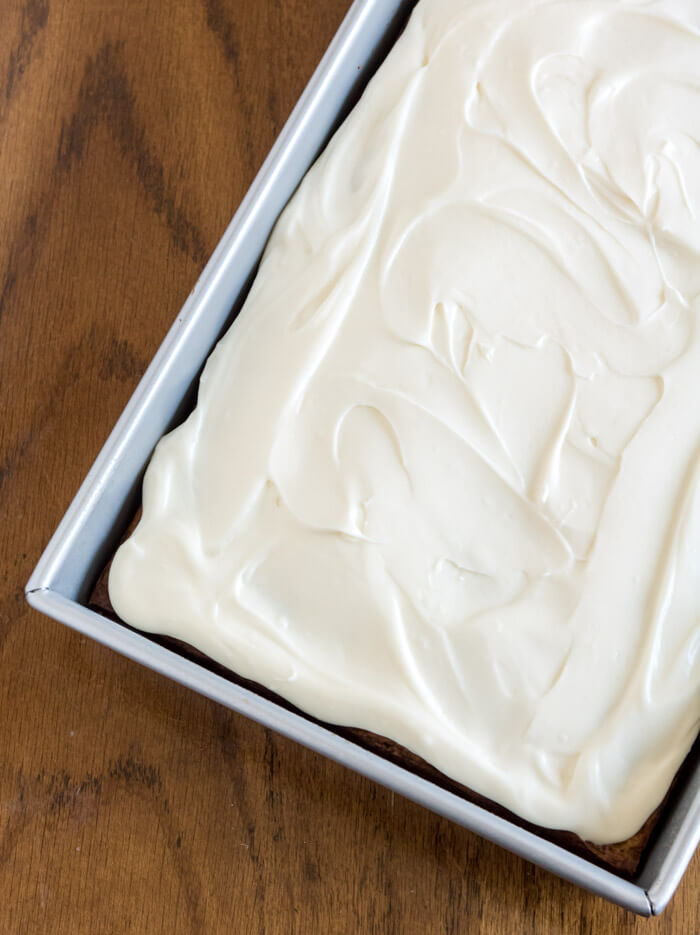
[109,0,700,844]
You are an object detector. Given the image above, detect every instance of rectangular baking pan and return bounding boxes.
[25,0,700,916]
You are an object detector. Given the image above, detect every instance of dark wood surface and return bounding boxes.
[2,0,699,931]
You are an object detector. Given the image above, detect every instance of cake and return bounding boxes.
[106,0,700,858]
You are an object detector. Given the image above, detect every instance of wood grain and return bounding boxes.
[1,0,698,932]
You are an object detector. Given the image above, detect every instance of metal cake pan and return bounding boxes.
[26,0,700,916]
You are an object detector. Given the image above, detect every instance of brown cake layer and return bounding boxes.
[85,509,695,879]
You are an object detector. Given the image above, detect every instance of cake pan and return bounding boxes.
[26,0,699,916]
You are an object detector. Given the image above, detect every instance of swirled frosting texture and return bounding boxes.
[110,0,700,843]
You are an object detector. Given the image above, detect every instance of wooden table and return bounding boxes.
[2,1,699,931]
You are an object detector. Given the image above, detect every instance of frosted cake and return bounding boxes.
[108,0,700,850]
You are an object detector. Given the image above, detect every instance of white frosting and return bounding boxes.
[110,0,700,843]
